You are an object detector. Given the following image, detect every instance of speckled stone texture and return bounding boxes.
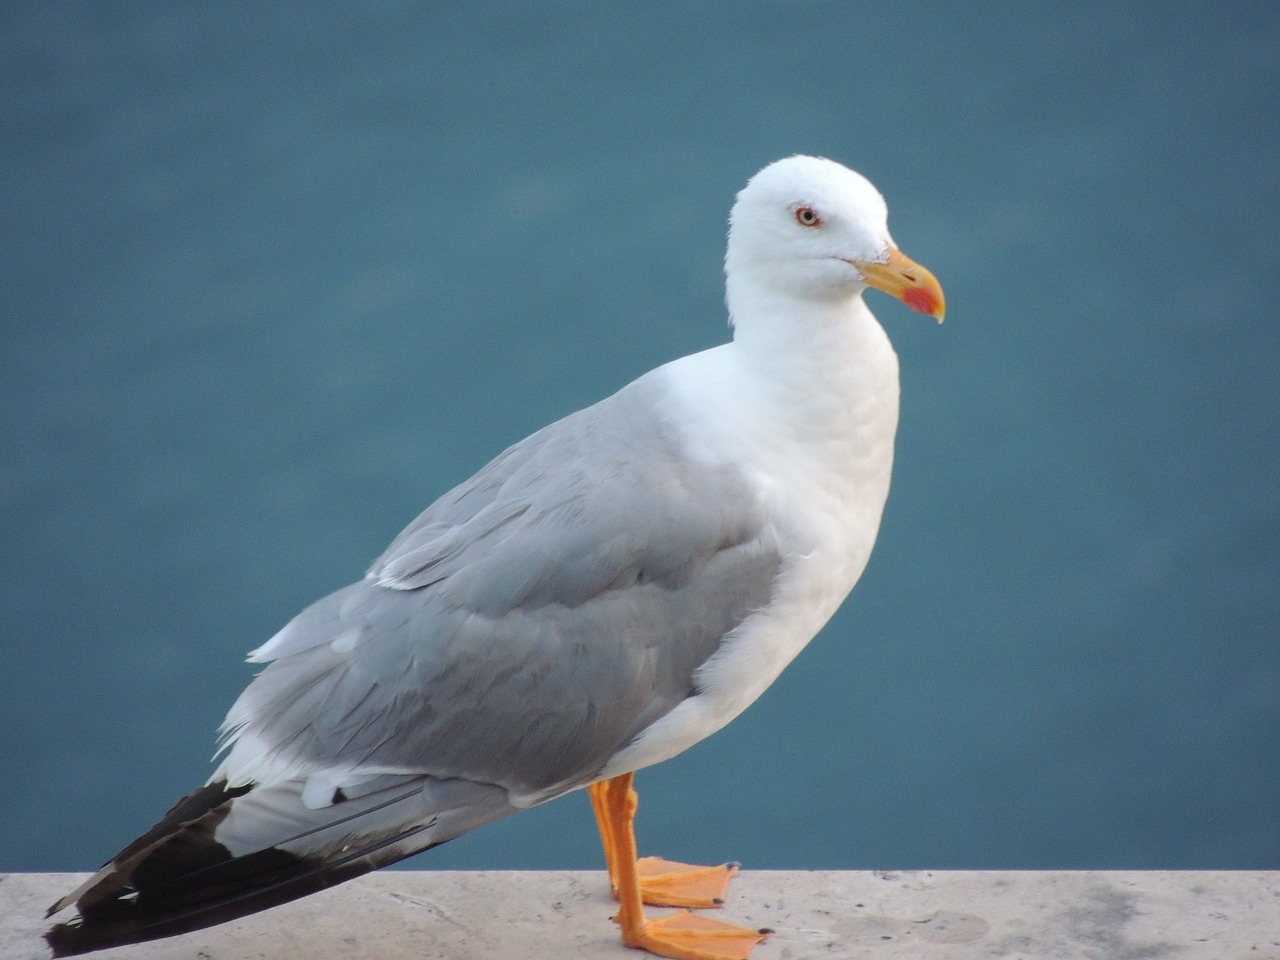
[6,871,1278,960]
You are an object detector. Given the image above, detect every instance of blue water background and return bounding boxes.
[3,1,1278,872]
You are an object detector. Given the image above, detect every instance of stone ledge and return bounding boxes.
[4,870,1278,960]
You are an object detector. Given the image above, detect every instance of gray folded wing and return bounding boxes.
[215,375,784,800]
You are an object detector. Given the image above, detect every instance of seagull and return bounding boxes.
[46,155,944,960]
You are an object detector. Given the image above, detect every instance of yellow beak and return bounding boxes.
[851,247,946,323]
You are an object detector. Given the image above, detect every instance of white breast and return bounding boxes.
[597,323,900,779]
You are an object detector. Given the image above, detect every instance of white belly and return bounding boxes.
[592,331,898,788]
[596,524,870,781]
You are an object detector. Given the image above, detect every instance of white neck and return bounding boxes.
[655,277,901,535]
[725,274,900,444]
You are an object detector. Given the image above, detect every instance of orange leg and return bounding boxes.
[588,777,741,908]
[589,772,771,960]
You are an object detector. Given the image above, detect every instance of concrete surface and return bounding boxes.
[5,870,1278,960]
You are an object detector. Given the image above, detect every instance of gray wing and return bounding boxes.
[216,374,783,799]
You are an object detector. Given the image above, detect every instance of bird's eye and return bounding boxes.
[794,206,822,228]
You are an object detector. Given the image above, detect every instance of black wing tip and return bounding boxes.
[45,924,80,958]
[42,842,402,956]
[43,777,441,956]
[43,849,324,956]
[41,778,256,955]
[45,920,120,958]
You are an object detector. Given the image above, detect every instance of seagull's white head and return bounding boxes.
[726,155,944,322]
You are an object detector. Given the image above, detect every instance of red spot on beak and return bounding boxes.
[903,286,939,316]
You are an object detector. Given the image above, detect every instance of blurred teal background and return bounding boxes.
[3,1,1278,873]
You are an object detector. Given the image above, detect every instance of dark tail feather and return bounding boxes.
[44,779,439,957]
